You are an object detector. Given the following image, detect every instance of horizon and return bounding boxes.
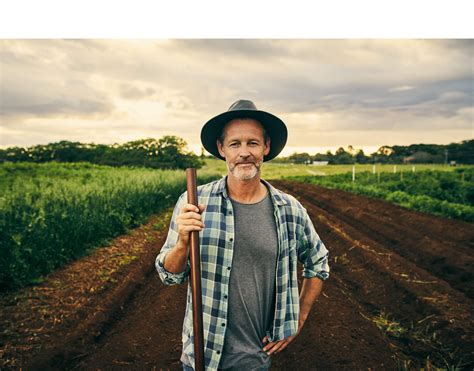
[1,136,470,158]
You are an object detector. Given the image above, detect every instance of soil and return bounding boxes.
[1,181,473,370]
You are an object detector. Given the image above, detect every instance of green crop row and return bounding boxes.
[286,169,474,223]
[0,162,220,292]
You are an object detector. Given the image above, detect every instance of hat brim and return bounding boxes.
[200,109,288,162]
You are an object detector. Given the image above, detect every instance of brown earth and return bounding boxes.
[1,181,473,370]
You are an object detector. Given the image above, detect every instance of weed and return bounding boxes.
[373,311,406,338]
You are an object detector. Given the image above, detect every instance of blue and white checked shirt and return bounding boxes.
[155,176,330,370]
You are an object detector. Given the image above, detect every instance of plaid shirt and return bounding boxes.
[155,176,330,371]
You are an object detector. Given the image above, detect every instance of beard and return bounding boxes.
[227,160,262,181]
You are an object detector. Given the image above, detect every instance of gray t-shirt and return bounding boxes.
[219,190,279,370]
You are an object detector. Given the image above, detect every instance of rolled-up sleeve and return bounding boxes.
[155,193,191,285]
[297,209,330,281]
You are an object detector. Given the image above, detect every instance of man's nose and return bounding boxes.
[238,146,251,158]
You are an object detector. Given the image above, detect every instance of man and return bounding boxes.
[156,100,330,371]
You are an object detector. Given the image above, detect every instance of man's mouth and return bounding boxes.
[237,163,254,168]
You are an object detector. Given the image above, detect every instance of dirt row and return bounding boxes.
[0,213,173,370]
[3,181,473,370]
[272,180,474,369]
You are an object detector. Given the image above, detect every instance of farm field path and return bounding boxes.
[23,180,474,370]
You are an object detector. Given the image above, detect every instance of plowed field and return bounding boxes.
[16,181,474,370]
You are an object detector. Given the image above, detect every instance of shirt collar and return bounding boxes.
[215,175,287,207]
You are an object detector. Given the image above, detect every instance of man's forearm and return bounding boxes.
[163,241,189,274]
[299,277,324,325]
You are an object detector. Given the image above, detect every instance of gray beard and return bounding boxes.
[228,161,262,181]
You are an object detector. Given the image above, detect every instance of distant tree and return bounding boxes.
[347,145,357,156]
[369,146,395,163]
[0,146,30,162]
[354,149,368,164]
[447,140,474,164]
[2,138,471,166]
[325,150,335,164]
[155,135,203,169]
[117,136,203,169]
[332,147,354,164]
[0,136,203,169]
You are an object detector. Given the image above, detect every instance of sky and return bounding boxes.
[1,39,473,157]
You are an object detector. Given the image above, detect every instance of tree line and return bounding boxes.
[0,136,203,169]
[1,138,472,167]
[279,140,473,165]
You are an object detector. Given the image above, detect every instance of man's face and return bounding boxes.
[217,119,270,181]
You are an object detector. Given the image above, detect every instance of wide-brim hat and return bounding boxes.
[200,99,288,162]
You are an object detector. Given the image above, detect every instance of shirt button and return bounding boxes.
[229,238,233,242]
[228,211,232,215]
[217,351,221,355]
[227,267,231,270]
[222,323,226,326]
[224,295,228,299]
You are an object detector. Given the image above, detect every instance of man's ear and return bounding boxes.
[217,139,225,158]
[264,137,271,156]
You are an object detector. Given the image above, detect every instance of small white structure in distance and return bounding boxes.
[310,161,329,166]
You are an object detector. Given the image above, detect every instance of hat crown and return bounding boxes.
[228,99,257,112]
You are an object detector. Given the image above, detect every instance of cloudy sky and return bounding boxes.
[1,39,472,156]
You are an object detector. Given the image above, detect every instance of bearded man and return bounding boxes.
[156,99,330,371]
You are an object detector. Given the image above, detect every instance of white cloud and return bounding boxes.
[389,86,416,92]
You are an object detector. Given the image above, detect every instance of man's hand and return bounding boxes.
[261,277,324,356]
[261,320,304,356]
[163,203,205,274]
[176,203,205,247]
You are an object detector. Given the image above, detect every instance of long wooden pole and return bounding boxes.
[186,168,205,371]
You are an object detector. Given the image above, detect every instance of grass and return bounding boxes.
[200,158,472,180]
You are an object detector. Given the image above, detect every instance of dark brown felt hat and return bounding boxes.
[200,99,288,162]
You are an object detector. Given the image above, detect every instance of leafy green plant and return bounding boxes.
[286,169,474,222]
[0,162,220,291]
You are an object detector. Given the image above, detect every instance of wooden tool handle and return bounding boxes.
[186,168,205,371]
